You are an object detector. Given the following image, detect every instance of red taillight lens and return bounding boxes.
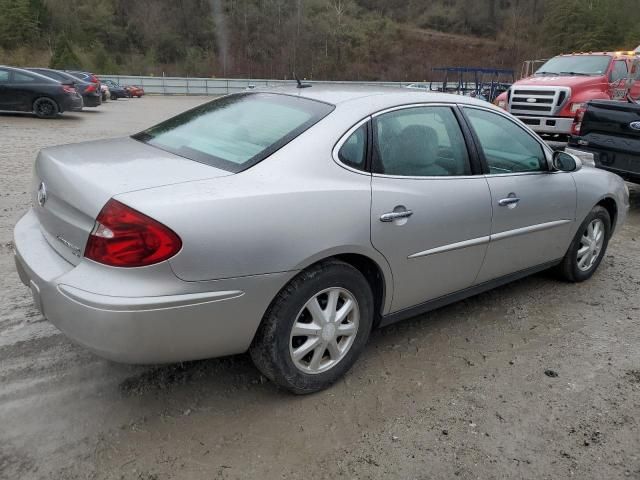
[62,85,76,94]
[571,108,587,136]
[84,84,96,93]
[85,199,182,267]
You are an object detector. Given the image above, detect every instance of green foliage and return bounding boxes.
[49,36,81,69]
[0,0,39,48]
[542,0,640,53]
[1,0,639,79]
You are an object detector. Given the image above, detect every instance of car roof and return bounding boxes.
[27,68,86,80]
[251,84,493,109]
[0,65,58,83]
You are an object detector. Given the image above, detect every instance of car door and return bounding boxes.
[5,70,39,111]
[627,58,640,100]
[0,68,11,109]
[461,106,577,283]
[370,105,492,313]
[609,59,630,100]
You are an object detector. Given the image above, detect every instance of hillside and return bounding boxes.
[0,0,638,80]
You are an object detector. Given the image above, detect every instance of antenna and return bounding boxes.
[293,72,312,89]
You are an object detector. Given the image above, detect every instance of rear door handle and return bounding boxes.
[498,197,521,207]
[380,210,413,222]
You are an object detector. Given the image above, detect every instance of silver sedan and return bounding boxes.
[13,86,629,393]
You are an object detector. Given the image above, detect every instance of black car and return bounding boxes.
[26,68,102,108]
[65,70,103,106]
[0,66,83,118]
[567,100,640,184]
[101,79,128,100]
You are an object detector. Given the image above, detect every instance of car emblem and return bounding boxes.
[630,121,640,131]
[526,98,537,103]
[37,182,47,207]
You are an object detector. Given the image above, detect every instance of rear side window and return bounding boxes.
[13,72,38,83]
[134,93,335,173]
[0,70,8,83]
[36,70,66,81]
[338,124,367,170]
[373,106,471,177]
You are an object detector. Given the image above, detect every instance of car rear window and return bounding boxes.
[132,93,335,173]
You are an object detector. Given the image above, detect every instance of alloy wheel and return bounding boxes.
[37,100,54,116]
[577,218,605,272]
[289,287,360,374]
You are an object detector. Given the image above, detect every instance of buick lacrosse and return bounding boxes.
[14,86,629,393]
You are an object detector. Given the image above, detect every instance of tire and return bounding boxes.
[110,94,117,101]
[33,97,59,118]
[250,259,374,394]
[557,206,611,282]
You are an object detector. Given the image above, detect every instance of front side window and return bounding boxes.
[373,106,471,177]
[133,93,335,172]
[464,108,546,174]
[338,124,367,170]
[610,60,628,83]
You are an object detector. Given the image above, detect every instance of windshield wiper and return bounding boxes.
[535,71,559,76]
[559,71,591,76]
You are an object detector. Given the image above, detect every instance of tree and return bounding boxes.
[49,36,81,69]
[0,0,39,48]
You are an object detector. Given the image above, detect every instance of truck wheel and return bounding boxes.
[33,97,59,118]
[557,206,611,282]
[250,259,373,394]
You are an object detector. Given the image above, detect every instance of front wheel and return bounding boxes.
[250,260,373,394]
[33,97,59,118]
[557,206,611,282]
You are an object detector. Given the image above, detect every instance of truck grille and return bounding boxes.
[508,86,571,116]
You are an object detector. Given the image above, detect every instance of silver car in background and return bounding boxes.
[13,86,629,393]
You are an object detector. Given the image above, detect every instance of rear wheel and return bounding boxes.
[110,94,117,101]
[33,97,59,119]
[250,260,373,394]
[557,206,611,282]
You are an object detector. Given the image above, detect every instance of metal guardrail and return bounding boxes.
[98,75,422,96]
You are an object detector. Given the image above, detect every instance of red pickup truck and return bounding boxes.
[495,50,640,147]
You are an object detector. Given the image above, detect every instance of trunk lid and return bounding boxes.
[33,137,231,264]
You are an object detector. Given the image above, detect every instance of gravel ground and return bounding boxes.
[1,96,639,480]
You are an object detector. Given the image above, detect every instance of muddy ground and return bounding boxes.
[1,96,639,480]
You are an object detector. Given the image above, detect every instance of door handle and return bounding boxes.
[498,197,521,207]
[380,210,413,222]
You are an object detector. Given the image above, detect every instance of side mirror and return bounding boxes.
[552,151,582,172]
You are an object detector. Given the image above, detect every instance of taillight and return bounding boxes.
[84,84,97,94]
[85,199,182,267]
[62,85,76,94]
[571,107,587,136]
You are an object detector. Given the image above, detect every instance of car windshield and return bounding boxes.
[133,93,334,172]
[535,55,612,76]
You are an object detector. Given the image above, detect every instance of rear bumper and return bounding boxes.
[61,95,84,112]
[514,115,574,135]
[13,209,291,364]
[82,94,102,107]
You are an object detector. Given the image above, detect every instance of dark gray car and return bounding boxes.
[26,68,102,108]
[0,66,83,118]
